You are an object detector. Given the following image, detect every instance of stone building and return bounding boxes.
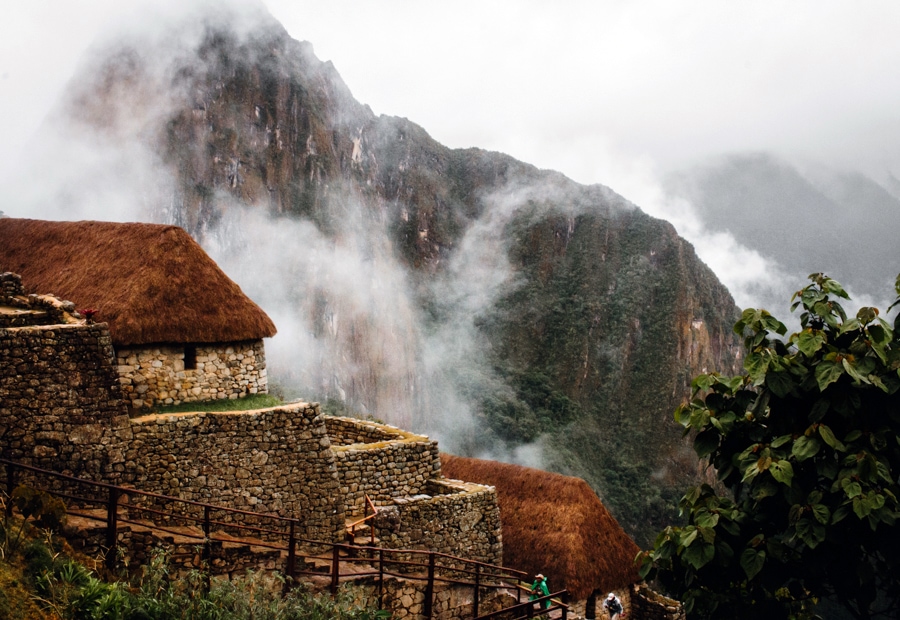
[0,272,502,563]
[0,218,276,411]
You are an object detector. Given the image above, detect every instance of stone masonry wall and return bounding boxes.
[324,416,405,446]
[116,340,267,411]
[0,272,84,329]
[0,272,23,298]
[361,577,518,620]
[327,416,441,512]
[107,404,346,543]
[628,583,685,620]
[375,478,503,566]
[0,321,129,481]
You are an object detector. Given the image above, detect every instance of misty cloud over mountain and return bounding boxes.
[664,153,900,316]
[7,0,898,545]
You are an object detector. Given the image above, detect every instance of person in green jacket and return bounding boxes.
[530,574,550,610]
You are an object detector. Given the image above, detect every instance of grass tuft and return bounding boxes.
[150,393,284,414]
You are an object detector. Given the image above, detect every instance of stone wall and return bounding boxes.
[328,416,441,511]
[0,272,23,298]
[108,404,346,543]
[324,416,410,446]
[0,272,83,328]
[116,340,268,411]
[629,583,685,620]
[375,478,503,566]
[0,283,507,573]
[0,321,128,480]
[371,577,518,620]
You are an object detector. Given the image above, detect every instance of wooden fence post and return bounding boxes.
[331,544,341,596]
[4,462,14,517]
[424,552,436,619]
[105,486,119,570]
[378,548,385,609]
[202,505,211,592]
[286,520,296,583]
[473,563,481,618]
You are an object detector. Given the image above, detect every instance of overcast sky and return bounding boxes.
[2,1,899,309]
[3,1,900,189]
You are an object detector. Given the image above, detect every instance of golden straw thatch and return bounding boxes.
[0,218,276,346]
[441,454,641,600]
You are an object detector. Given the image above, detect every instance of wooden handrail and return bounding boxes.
[2,457,538,618]
[473,590,569,620]
[1,458,300,524]
[0,458,527,588]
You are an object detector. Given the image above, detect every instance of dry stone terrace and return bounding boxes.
[0,271,687,618]
[0,272,503,564]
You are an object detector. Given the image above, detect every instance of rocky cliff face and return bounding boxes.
[42,3,740,544]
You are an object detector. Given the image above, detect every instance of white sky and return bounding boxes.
[2,0,900,191]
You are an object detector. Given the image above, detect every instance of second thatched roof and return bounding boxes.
[0,218,276,347]
[442,454,641,600]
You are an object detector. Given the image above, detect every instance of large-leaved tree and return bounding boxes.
[640,274,900,619]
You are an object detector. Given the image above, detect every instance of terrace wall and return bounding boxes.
[324,416,409,445]
[628,583,685,620]
[327,416,441,511]
[116,340,267,411]
[0,320,128,479]
[109,404,346,543]
[375,478,503,566]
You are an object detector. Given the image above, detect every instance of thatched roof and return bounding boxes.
[441,454,641,600]
[0,218,276,346]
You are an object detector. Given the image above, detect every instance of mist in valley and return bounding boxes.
[2,1,899,545]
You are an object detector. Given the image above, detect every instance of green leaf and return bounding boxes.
[842,357,872,385]
[694,510,720,529]
[767,371,795,398]
[682,541,716,570]
[832,504,850,524]
[740,547,766,580]
[692,374,714,392]
[856,306,878,325]
[771,434,792,448]
[815,359,844,391]
[853,496,870,519]
[811,503,830,525]
[792,435,820,461]
[681,528,698,548]
[840,318,861,334]
[842,478,862,499]
[867,323,889,345]
[796,330,827,357]
[741,462,762,484]
[769,460,794,486]
[818,425,846,451]
[694,429,720,458]
[823,278,849,299]
[745,352,769,384]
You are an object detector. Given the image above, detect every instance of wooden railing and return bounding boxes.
[345,493,378,546]
[473,588,569,620]
[1,458,544,619]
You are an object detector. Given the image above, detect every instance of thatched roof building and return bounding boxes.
[441,454,641,600]
[0,218,275,346]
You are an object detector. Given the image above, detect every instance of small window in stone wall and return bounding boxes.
[184,344,197,370]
